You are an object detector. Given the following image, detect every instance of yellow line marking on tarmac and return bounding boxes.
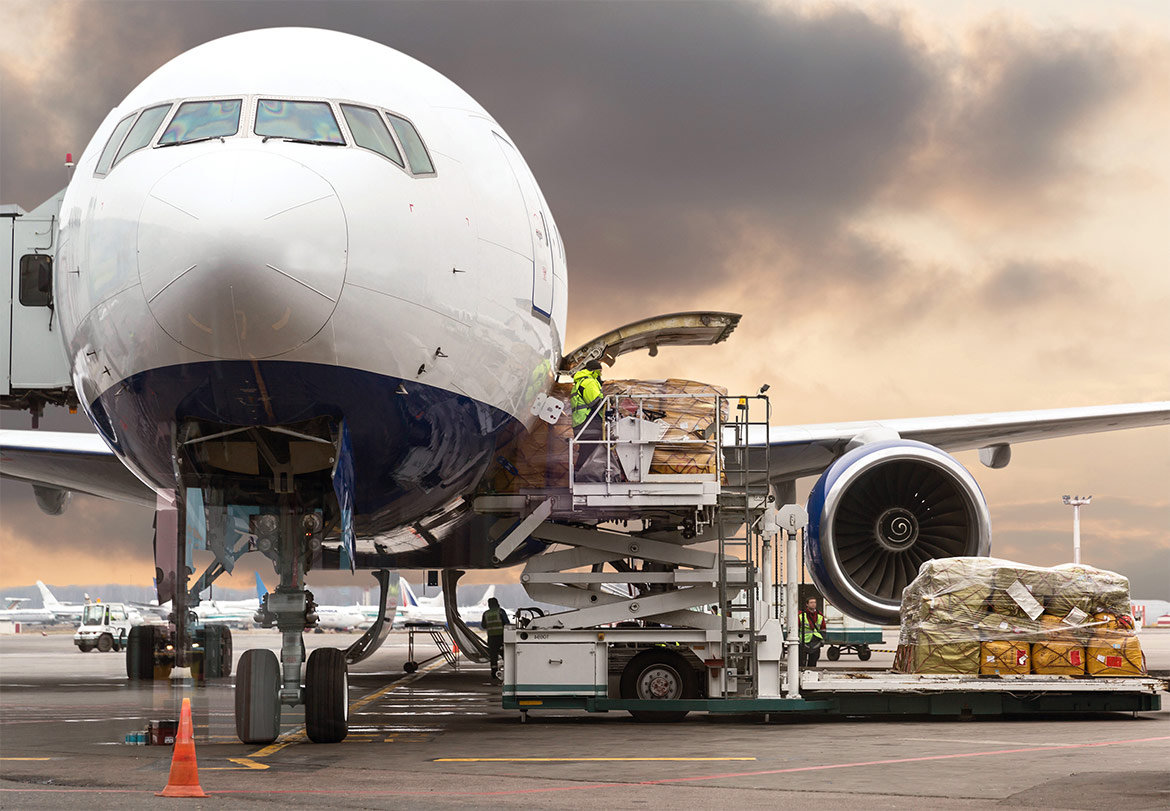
[434,757,759,762]
[242,656,450,762]
[202,758,270,771]
[0,757,53,761]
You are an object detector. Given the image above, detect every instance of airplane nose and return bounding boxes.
[138,150,347,359]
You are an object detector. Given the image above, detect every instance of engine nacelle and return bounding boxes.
[805,440,991,625]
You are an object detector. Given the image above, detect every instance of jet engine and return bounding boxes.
[805,440,991,625]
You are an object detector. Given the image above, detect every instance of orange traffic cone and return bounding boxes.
[156,697,208,798]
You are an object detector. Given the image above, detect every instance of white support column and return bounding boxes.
[778,504,808,699]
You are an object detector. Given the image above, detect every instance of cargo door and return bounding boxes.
[494,133,554,317]
[560,311,742,373]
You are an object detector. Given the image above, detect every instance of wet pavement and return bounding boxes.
[1,629,1168,808]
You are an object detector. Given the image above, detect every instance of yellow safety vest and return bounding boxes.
[570,369,603,428]
[800,611,825,643]
[483,608,505,634]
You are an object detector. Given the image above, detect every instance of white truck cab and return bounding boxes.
[74,603,138,652]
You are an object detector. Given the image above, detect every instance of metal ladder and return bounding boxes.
[717,395,771,697]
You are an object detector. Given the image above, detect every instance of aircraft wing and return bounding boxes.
[741,401,1170,480]
[0,429,156,507]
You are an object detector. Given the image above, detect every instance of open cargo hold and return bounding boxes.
[483,378,727,493]
[894,557,1145,677]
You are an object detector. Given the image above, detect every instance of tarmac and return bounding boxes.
[1,628,1168,808]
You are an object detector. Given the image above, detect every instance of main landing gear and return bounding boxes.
[236,509,349,744]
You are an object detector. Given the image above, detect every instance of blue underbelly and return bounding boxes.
[89,360,517,530]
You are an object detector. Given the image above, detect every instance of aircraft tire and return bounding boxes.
[305,648,348,744]
[235,649,281,744]
[620,649,697,723]
[97,633,113,653]
[126,625,159,679]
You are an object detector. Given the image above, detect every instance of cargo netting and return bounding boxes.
[893,557,1145,677]
[484,378,727,493]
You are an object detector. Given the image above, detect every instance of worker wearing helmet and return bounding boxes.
[570,360,605,476]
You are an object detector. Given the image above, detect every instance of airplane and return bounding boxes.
[0,597,54,625]
[36,581,88,623]
[315,604,371,632]
[394,578,496,628]
[133,572,265,628]
[0,27,1166,745]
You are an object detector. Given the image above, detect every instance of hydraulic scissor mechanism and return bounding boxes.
[518,522,747,632]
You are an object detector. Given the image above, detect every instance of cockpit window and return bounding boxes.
[255,99,344,144]
[159,99,242,145]
[94,114,138,176]
[386,114,434,174]
[113,104,171,166]
[340,104,404,167]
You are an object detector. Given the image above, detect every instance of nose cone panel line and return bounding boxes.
[138,150,348,359]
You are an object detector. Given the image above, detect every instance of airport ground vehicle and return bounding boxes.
[822,607,883,661]
[498,392,1165,721]
[74,603,135,653]
[124,622,233,680]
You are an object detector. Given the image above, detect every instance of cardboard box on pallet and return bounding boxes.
[482,378,727,493]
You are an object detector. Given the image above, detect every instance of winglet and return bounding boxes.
[254,572,268,601]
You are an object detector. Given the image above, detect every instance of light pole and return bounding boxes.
[1062,495,1092,564]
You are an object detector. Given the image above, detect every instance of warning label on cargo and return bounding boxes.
[1006,580,1045,620]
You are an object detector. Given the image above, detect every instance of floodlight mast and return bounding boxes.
[1061,495,1093,564]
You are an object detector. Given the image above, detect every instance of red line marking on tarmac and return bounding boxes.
[3,735,1166,797]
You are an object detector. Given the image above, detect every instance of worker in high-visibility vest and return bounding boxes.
[799,596,827,667]
[481,597,510,680]
[570,360,605,477]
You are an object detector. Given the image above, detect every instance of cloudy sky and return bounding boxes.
[1,1,1167,597]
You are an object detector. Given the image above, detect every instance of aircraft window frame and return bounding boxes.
[158,98,244,146]
[254,98,346,145]
[339,103,405,168]
[112,103,172,167]
[94,113,139,177]
[385,113,436,176]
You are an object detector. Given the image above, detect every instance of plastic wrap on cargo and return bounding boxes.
[482,378,728,493]
[895,557,1144,677]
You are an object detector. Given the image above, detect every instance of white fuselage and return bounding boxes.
[51,29,567,565]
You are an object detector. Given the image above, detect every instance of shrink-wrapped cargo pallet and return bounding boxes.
[895,557,1145,677]
[482,378,727,493]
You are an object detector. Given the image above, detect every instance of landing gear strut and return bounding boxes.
[236,505,348,744]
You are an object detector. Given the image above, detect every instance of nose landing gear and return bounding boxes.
[235,506,349,744]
